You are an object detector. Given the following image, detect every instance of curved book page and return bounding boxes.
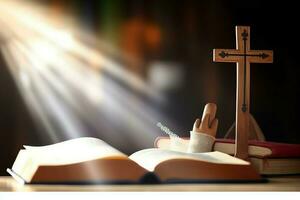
[19,137,126,166]
[130,148,249,172]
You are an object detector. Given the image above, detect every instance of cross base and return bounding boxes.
[224,113,266,141]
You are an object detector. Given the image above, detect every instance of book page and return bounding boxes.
[22,137,127,166]
[129,148,249,171]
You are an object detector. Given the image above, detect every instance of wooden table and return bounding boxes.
[1,176,300,191]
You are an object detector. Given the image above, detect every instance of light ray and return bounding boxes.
[0,0,179,152]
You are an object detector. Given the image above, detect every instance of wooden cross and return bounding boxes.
[213,26,273,160]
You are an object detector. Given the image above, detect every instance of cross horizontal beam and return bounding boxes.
[213,49,273,63]
[218,51,269,59]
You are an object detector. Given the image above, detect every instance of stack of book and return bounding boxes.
[155,137,300,175]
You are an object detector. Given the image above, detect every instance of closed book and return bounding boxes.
[155,137,300,175]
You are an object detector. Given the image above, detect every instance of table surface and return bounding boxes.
[1,176,300,191]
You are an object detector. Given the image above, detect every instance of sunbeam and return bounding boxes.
[0,0,178,153]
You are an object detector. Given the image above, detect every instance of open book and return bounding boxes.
[8,137,261,184]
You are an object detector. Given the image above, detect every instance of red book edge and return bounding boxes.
[154,137,300,158]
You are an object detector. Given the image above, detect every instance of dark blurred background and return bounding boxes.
[0,0,299,175]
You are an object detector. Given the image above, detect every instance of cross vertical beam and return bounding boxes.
[213,26,273,160]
